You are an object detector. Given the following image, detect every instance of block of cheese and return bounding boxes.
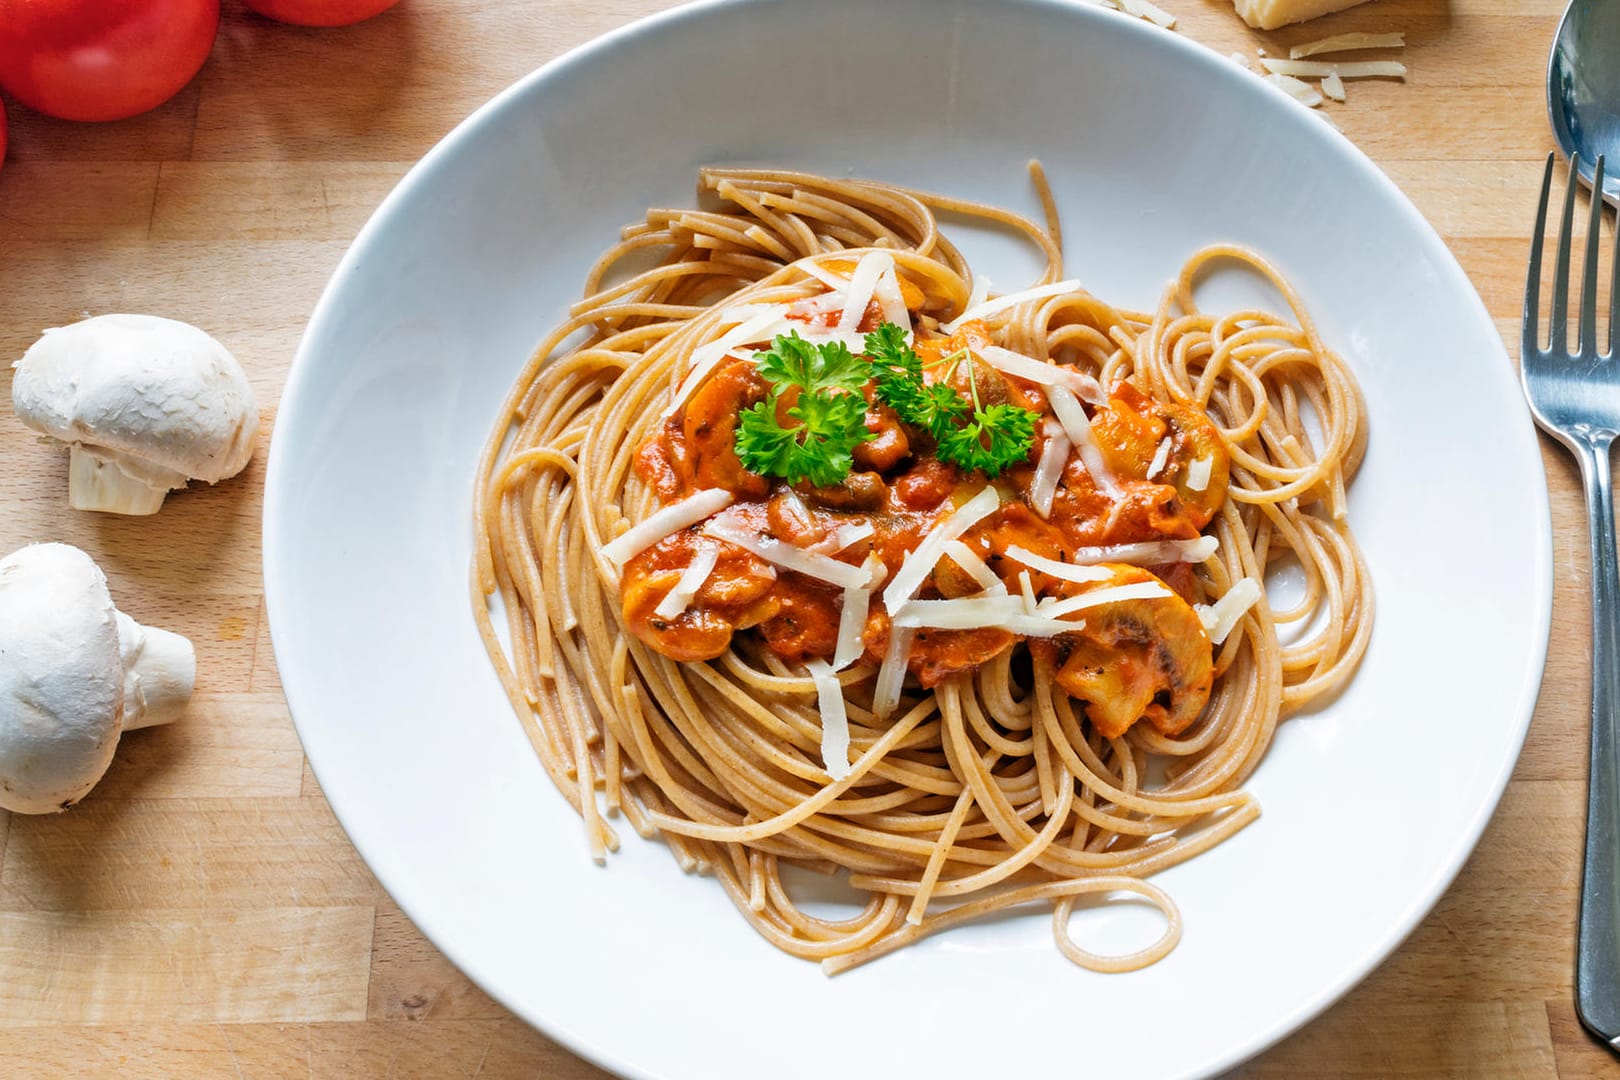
[1233,0,1374,30]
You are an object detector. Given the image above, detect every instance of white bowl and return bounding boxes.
[263,1,1551,1077]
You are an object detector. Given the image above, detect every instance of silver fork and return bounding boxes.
[1521,151,1620,1049]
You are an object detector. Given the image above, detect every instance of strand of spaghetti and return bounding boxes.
[642,696,937,843]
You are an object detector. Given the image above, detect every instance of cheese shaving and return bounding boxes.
[837,251,892,333]
[1290,31,1405,59]
[977,345,1106,404]
[882,486,1002,611]
[798,258,853,290]
[1197,578,1264,644]
[1321,71,1347,102]
[942,279,1083,333]
[1116,0,1175,27]
[1035,580,1173,620]
[653,541,720,619]
[1260,58,1407,79]
[1003,545,1115,584]
[892,594,1112,639]
[603,488,733,566]
[1017,570,1039,615]
[1147,437,1172,480]
[1069,535,1219,566]
[1186,455,1213,492]
[662,305,786,418]
[807,521,876,555]
[1030,420,1071,519]
[893,594,1024,630]
[873,266,911,329]
[1265,73,1324,108]
[872,626,916,718]
[704,516,871,589]
[941,540,1006,594]
[1047,386,1123,500]
[832,552,885,670]
[804,659,852,781]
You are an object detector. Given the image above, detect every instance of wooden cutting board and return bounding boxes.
[0,0,1607,1075]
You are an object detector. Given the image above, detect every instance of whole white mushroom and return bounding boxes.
[0,543,196,813]
[11,314,260,515]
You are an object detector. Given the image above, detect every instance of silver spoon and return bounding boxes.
[1549,0,1620,205]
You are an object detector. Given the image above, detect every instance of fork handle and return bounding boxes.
[1575,432,1620,1048]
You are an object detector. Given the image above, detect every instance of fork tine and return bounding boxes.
[1552,153,1582,356]
[1610,157,1620,359]
[1580,156,1606,357]
[1526,152,1555,358]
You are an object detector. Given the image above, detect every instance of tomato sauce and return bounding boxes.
[618,315,1232,735]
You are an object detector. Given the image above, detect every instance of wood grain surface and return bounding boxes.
[0,0,1606,1076]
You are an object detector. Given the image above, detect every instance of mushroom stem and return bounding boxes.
[69,446,173,516]
[115,612,196,730]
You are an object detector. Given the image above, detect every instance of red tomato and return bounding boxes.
[0,99,7,174]
[0,0,220,123]
[240,0,399,26]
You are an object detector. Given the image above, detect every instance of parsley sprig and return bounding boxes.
[731,323,1039,486]
[866,323,1036,479]
[735,333,874,487]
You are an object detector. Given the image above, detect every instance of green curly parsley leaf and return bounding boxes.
[732,322,1039,485]
[733,332,875,486]
[866,322,1038,477]
[755,332,871,396]
[935,402,1038,478]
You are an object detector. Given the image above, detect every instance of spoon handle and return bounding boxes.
[1575,434,1620,1051]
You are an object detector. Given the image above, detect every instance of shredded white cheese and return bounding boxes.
[1003,545,1115,584]
[1228,51,1252,70]
[1290,31,1405,58]
[873,265,911,329]
[662,305,786,418]
[964,274,990,314]
[703,516,871,589]
[976,345,1106,404]
[788,291,845,320]
[1260,58,1407,79]
[1068,535,1219,566]
[1265,73,1324,108]
[872,625,916,718]
[1116,0,1175,27]
[1186,455,1213,492]
[832,552,886,671]
[891,594,1112,639]
[1035,580,1172,621]
[1197,578,1264,644]
[652,541,720,620]
[837,251,892,334]
[1147,436,1172,480]
[882,486,1002,612]
[893,594,1024,630]
[1047,386,1123,500]
[603,488,734,566]
[1321,71,1347,102]
[941,540,1004,595]
[807,521,877,555]
[804,659,852,781]
[1030,420,1071,519]
[1018,570,1038,616]
[942,279,1083,334]
[798,259,853,290]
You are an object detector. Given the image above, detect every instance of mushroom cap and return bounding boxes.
[0,543,125,813]
[11,314,260,485]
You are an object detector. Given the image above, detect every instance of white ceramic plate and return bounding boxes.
[263,1,1552,1077]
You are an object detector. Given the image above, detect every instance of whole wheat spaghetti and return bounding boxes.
[471,166,1371,974]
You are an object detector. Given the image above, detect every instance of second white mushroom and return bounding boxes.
[11,314,260,515]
